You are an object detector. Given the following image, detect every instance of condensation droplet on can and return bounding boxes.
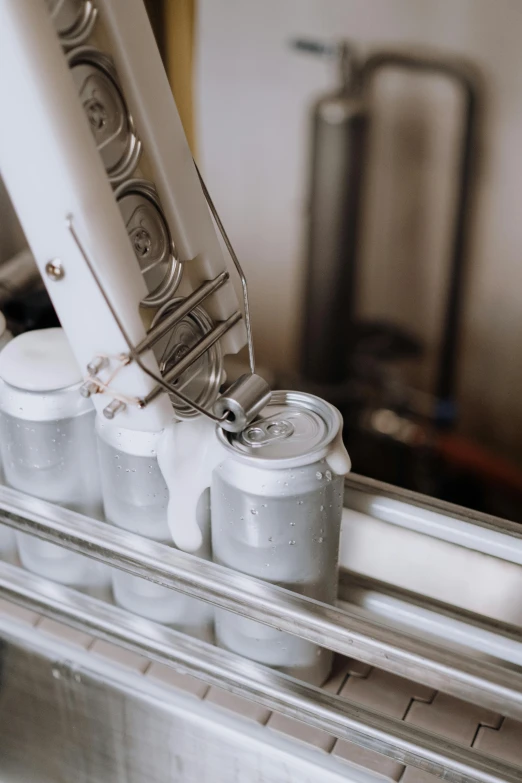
[250,508,258,515]
[288,540,295,545]
[316,471,322,480]
[325,470,332,481]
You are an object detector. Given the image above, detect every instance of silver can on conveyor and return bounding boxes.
[211,390,351,686]
[96,417,214,641]
[0,312,15,563]
[0,328,110,597]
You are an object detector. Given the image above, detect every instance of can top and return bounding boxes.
[0,328,82,392]
[115,179,183,308]
[45,0,96,44]
[68,48,141,183]
[153,298,222,420]
[219,391,342,464]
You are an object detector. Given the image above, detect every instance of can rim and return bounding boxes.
[216,390,343,468]
[152,298,223,419]
[49,0,98,48]
[67,46,142,183]
[0,378,94,421]
[114,178,184,308]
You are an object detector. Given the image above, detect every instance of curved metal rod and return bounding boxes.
[194,163,256,375]
[361,51,480,424]
[67,215,228,423]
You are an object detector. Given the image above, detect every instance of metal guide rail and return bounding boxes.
[0,478,522,782]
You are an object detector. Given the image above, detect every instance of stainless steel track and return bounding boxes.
[0,484,521,724]
[344,474,522,563]
[0,560,520,783]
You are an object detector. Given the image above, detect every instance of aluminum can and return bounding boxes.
[115,179,183,308]
[45,0,97,48]
[96,417,214,640]
[68,47,141,183]
[0,314,15,564]
[151,298,223,419]
[0,328,110,596]
[211,390,351,685]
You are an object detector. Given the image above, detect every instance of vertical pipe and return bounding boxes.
[302,68,369,385]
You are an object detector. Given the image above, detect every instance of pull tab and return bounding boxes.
[241,418,294,447]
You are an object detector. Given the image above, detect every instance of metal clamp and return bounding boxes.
[68,166,270,431]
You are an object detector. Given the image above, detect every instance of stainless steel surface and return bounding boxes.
[0,625,347,783]
[360,51,479,411]
[115,178,183,307]
[0,562,520,783]
[339,570,522,666]
[344,473,522,564]
[213,372,272,433]
[0,483,522,722]
[68,47,141,183]
[300,43,367,385]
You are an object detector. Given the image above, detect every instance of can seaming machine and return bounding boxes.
[0,3,521,783]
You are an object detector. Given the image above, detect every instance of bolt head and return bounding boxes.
[45,259,65,281]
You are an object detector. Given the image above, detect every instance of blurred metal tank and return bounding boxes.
[300,42,369,386]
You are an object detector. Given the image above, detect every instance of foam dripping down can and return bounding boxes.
[96,416,214,641]
[168,390,351,686]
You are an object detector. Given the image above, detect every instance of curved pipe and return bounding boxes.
[361,52,481,425]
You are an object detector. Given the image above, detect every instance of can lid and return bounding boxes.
[45,0,96,44]
[0,328,82,392]
[153,299,222,419]
[115,180,182,308]
[221,391,341,463]
[68,48,141,182]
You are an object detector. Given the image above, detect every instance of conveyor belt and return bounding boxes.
[0,475,522,782]
[1,599,521,783]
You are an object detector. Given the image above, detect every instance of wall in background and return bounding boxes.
[0,179,24,262]
[196,0,522,462]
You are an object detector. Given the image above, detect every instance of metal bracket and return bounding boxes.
[67,165,269,430]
